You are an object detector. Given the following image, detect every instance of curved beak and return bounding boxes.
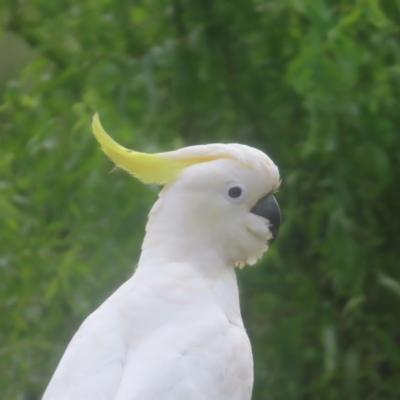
[250,194,281,242]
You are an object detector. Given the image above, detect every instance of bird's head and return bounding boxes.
[92,114,281,269]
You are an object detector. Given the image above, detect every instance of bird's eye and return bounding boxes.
[225,183,247,202]
[228,187,242,198]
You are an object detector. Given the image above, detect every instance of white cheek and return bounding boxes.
[245,213,273,240]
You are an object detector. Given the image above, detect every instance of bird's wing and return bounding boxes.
[112,316,253,400]
[42,281,135,400]
[110,265,253,400]
[42,310,127,400]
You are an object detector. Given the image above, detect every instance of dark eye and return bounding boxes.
[225,183,248,202]
[228,186,242,198]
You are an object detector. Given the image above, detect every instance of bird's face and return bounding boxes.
[157,146,281,267]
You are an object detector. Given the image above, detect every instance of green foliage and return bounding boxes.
[1,0,400,398]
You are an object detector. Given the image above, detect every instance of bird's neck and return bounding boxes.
[139,226,232,280]
[138,243,244,328]
[139,194,236,278]
[137,197,244,327]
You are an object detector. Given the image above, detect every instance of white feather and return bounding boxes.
[43,144,280,400]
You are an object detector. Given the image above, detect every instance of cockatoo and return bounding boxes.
[43,114,281,400]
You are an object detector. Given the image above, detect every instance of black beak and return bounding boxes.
[250,194,281,241]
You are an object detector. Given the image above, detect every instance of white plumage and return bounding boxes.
[43,117,281,400]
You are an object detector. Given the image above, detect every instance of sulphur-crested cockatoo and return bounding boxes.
[43,114,281,400]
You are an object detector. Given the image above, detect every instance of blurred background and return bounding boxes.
[1,1,400,399]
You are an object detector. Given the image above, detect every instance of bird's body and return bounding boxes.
[44,262,252,400]
[43,115,281,400]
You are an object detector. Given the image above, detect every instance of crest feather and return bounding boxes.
[91,113,232,184]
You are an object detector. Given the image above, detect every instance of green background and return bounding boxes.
[1,1,400,399]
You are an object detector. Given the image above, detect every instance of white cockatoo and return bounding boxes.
[43,114,281,400]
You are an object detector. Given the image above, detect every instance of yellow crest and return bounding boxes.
[91,113,233,184]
